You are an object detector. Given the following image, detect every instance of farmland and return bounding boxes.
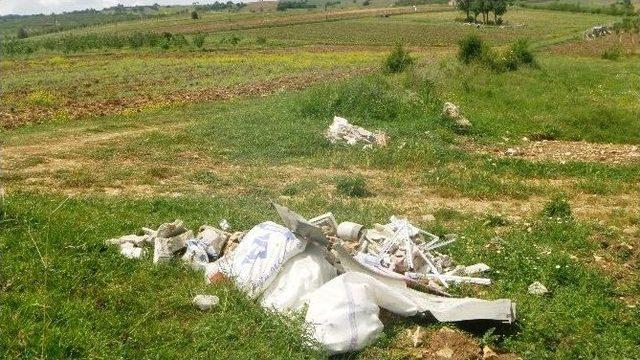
[1,2,639,360]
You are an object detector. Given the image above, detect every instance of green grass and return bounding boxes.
[1,190,638,359]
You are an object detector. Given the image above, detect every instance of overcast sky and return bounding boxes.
[0,0,241,16]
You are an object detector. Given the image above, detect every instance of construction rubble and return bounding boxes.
[325,116,388,148]
[585,25,611,39]
[106,203,516,355]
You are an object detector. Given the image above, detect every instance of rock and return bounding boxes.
[193,294,220,310]
[442,102,472,131]
[411,326,425,347]
[506,148,521,156]
[422,214,436,222]
[528,281,548,295]
[483,345,498,360]
[436,347,454,359]
[442,102,461,119]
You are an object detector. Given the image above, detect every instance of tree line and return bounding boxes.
[457,0,508,24]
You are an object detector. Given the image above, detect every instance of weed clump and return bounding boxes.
[336,176,371,198]
[542,195,572,218]
[193,33,205,48]
[385,43,413,73]
[458,34,486,64]
[602,45,622,60]
[458,35,536,72]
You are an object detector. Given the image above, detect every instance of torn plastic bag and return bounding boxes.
[217,221,306,298]
[260,244,337,313]
[182,239,210,271]
[305,272,418,355]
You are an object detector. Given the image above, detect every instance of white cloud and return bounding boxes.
[0,0,213,16]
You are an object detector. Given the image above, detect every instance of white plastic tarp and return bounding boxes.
[260,244,337,313]
[217,221,306,298]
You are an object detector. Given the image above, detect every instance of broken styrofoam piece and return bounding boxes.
[406,272,491,285]
[153,230,192,263]
[260,244,337,313]
[464,263,491,275]
[528,281,548,295]
[308,212,338,236]
[119,242,145,259]
[325,116,388,147]
[193,294,220,310]
[106,234,151,247]
[217,221,307,298]
[196,225,229,260]
[219,219,230,231]
[156,219,189,238]
[336,221,364,242]
[305,272,418,355]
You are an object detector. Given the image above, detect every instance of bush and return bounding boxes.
[458,34,486,64]
[602,45,622,60]
[385,43,413,73]
[336,176,371,198]
[191,11,199,20]
[17,27,29,39]
[542,195,572,218]
[509,38,535,66]
[193,33,205,48]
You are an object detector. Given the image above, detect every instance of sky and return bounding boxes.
[0,0,240,16]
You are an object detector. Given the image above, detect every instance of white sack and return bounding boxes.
[260,244,336,313]
[305,272,418,355]
[217,221,306,298]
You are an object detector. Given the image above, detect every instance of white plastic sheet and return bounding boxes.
[260,244,336,313]
[217,221,306,298]
[305,272,418,354]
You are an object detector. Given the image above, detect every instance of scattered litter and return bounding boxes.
[325,116,388,147]
[528,281,548,295]
[105,203,516,355]
[219,219,230,231]
[193,294,219,311]
[442,102,472,131]
[585,25,611,39]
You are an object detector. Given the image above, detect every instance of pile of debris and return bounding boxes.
[107,203,516,355]
[585,25,611,39]
[325,116,388,148]
[442,102,472,132]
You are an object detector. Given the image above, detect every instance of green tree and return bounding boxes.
[493,0,507,24]
[191,10,199,19]
[457,0,472,22]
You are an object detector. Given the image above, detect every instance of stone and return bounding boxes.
[193,294,220,311]
[528,281,548,295]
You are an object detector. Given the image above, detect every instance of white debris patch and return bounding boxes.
[104,203,516,355]
[325,116,388,147]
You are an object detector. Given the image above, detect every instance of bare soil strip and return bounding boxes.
[1,69,371,129]
[469,139,640,164]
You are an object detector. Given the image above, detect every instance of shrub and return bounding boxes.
[385,43,413,73]
[336,176,372,198]
[602,45,622,60]
[542,195,572,218]
[17,27,29,39]
[193,33,205,48]
[458,34,485,64]
[509,38,535,66]
[191,11,199,20]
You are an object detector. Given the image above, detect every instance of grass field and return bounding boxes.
[1,4,639,359]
